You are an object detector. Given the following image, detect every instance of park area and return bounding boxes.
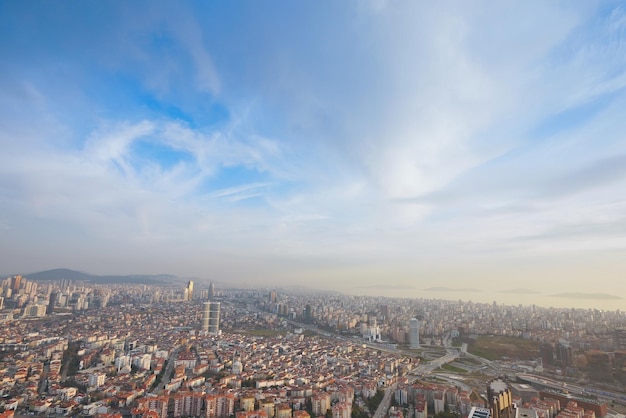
[466,335,540,361]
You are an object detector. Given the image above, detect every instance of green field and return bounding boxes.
[439,363,467,373]
[467,336,539,360]
[456,357,481,366]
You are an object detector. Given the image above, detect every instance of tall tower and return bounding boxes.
[11,275,23,293]
[186,280,194,301]
[47,291,58,315]
[201,302,211,333]
[487,379,515,418]
[208,282,215,300]
[409,318,420,349]
[208,302,220,335]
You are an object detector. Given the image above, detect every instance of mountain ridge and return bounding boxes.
[11,268,181,285]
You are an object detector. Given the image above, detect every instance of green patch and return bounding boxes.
[456,357,481,366]
[439,363,467,374]
[466,336,539,361]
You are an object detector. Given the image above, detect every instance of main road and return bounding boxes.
[373,383,397,418]
[151,346,181,394]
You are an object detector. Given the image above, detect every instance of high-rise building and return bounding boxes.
[24,304,47,318]
[47,291,58,315]
[208,282,215,300]
[186,281,194,301]
[615,329,626,351]
[409,318,420,349]
[487,380,515,418]
[11,275,23,293]
[208,302,220,335]
[201,302,211,333]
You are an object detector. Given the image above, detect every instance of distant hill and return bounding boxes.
[20,268,179,285]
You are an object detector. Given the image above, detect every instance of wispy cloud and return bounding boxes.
[204,183,269,201]
[1,2,626,306]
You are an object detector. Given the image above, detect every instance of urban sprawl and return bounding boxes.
[1,275,626,418]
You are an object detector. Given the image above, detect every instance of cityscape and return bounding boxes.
[2,3,626,418]
[1,273,626,418]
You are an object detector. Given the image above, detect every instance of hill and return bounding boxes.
[20,268,178,285]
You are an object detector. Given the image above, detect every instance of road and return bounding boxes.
[517,373,626,405]
[151,347,181,394]
[373,383,397,418]
[411,350,460,378]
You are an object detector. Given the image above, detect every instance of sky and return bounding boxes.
[1,1,626,310]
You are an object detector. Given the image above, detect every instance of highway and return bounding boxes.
[517,373,626,405]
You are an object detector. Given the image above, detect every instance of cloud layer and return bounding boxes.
[1,1,626,308]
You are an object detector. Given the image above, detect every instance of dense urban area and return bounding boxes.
[2,274,626,418]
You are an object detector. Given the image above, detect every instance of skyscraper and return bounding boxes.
[208,282,215,300]
[487,379,515,418]
[409,318,420,349]
[47,291,58,315]
[208,302,220,335]
[201,301,211,333]
[186,280,194,301]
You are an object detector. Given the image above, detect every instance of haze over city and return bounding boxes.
[1,2,626,309]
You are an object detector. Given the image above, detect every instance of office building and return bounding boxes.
[208,302,220,336]
[47,291,58,315]
[185,281,194,301]
[201,302,211,333]
[409,318,420,349]
[487,380,515,418]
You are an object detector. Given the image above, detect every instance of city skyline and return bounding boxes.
[1,2,626,308]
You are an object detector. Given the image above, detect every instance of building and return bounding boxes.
[409,318,420,349]
[23,304,47,318]
[185,281,194,301]
[615,329,626,351]
[509,383,538,404]
[47,291,58,314]
[208,302,221,335]
[201,302,211,333]
[332,402,351,418]
[468,407,491,418]
[487,380,515,418]
[208,282,215,300]
[88,373,106,388]
[415,395,427,418]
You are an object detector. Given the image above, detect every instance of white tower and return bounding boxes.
[201,301,211,332]
[409,318,420,349]
[208,302,220,336]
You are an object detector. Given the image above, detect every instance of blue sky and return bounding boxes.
[1,1,626,308]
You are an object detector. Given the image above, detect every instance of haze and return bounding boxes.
[1,2,625,310]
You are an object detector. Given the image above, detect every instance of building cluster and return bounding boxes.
[0,296,416,418]
[261,292,626,351]
[0,275,111,319]
[259,291,626,385]
[0,276,624,418]
[462,380,608,418]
